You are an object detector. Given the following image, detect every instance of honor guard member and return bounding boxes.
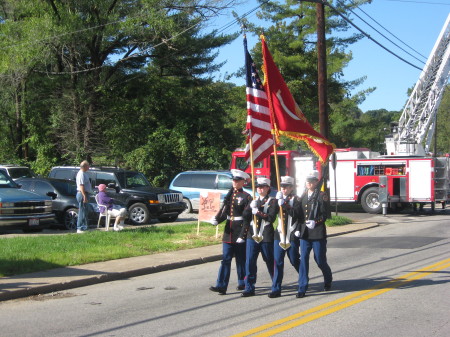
[209,169,252,295]
[241,177,278,297]
[269,176,304,298]
[296,171,332,298]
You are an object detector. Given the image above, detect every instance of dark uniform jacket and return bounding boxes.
[299,190,329,240]
[243,195,278,242]
[274,194,304,242]
[216,187,252,243]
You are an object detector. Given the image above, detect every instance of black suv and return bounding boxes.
[49,166,185,225]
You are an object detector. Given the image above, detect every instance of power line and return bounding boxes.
[337,0,427,65]
[350,1,428,61]
[323,1,423,70]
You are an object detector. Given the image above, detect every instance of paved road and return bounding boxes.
[0,212,448,336]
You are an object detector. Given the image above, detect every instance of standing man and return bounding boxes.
[76,160,92,233]
[209,169,252,295]
[241,177,278,297]
[297,171,332,298]
[269,176,304,298]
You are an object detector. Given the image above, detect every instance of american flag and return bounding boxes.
[244,37,274,164]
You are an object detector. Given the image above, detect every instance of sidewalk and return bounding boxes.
[0,222,378,302]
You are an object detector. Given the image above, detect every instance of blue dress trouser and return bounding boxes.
[76,192,88,231]
[298,238,332,293]
[244,239,274,292]
[271,239,300,293]
[215,242,246,290]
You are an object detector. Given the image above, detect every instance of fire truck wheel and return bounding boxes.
[360,187,382,214]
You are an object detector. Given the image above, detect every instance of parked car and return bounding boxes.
[0,171,54,232]
[17,177,98,230]
[49,166,185,224]
[0,164,36,181]
[169,170,255,213]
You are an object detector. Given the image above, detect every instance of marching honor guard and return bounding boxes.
[269,176,304,298]
[296,171,332,298]
[209,169,252,295]
[241,177,278,297]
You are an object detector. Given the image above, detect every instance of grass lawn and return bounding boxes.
[0,222,221,277]
[0,216,351,277]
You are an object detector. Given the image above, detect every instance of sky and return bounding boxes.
[209,0,450,113]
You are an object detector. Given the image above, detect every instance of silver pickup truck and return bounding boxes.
[0,171,54,232]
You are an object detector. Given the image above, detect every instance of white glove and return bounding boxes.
[276,191,283,199]
[278,198,285,206]
[250,200,258,208]
[236,238,245,244]
[210,216,218,226]
[294,231,300,237]
[252,208,258,215]
[305,220,316,229]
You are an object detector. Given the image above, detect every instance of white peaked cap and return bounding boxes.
[256,177,271,187]
[306,170,320,181]
[231,169,250,180]
[280,176,295,186]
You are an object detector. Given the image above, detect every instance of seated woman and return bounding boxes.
[97,184,127,231]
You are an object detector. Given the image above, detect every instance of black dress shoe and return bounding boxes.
[296,292,306,298]
[268,291,281,298]
[241,291,255,297]
[324,283,332,291]
[209,286,226,295]
[236,285,245,291]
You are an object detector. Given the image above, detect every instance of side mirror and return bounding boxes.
[47,191,57,200]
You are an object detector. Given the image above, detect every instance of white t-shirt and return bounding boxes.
[76,170,93,193]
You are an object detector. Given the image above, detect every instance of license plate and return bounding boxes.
[28,218,39,226]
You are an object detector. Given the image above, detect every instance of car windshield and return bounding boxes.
[51,180,77,196]
[116,172,152,188]
[0,171,18,188]
[8,167,35,179]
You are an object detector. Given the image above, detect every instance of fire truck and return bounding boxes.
[230,14,450,214]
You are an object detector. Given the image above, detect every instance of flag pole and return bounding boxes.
[272,129,290,250]
[248,130,263,242]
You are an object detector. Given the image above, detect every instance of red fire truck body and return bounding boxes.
[230,149,301,188]
[328,149,449,213]
[230,148,449,214]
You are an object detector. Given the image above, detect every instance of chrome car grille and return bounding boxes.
[0,201,52,215]
[158,193,183,204]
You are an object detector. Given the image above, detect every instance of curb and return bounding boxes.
[0,253,223,302]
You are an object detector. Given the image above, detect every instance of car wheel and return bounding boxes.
[360,187,382,214]
[182,198,192,214]
[158,215,178,223]
[64,208,79,230]
[128,203,150,225]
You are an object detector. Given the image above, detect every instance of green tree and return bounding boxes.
[434,85,450,155]
[239,0,371,128]
[0,0,241,179]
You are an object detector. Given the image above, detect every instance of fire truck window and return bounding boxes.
[235,157,262,170]
[271,156,286,175]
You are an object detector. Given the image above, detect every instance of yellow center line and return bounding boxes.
[232,258,450,337]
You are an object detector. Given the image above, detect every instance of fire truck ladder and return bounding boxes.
[386,14,450,156]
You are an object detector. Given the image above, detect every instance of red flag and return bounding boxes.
[261,36,335,164]
[244,36,274,164]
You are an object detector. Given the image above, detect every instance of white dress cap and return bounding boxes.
[280,176,295,186]
[256,177,271,187]
[230,169,250,180]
